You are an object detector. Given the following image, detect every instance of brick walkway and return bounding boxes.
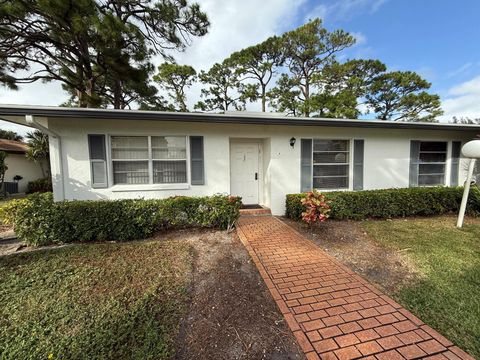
[236,216,474,360]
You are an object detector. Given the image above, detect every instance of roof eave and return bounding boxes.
[0,105,479,132]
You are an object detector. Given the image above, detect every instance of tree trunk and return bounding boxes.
[113,79,122,109]
[261,84,266,112]
[304,80,310,117]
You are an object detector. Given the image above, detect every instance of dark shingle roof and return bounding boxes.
[0,139,27,154]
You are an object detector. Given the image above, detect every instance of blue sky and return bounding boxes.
[1,0,479,134]
[296,0,480,98]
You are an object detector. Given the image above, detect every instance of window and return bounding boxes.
[312,139,350,190]
[88,135,108,188]
[417,141,447,186]
[152,136,187,183]
[111,136,187,185]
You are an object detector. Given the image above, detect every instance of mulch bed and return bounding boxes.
[168,229,304,360]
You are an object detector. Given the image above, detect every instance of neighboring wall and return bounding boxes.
[47,117,477,215]
[4,154,45,193]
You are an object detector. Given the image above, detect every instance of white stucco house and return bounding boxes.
[0,138,45,194]
[0,105,479,215]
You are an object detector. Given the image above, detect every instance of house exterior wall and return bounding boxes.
[46,117,477,215]
[4,154,45,193]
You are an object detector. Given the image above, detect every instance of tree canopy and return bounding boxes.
[153,62,197,111]
[0,0,209,108]
[0,129,22,141]
[0,10,445,122]
[195,61,248,112]
[227,36,284,112]
[365,71,442,122]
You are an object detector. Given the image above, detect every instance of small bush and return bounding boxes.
[3,193,242,246]
[301,190,330,225]
[26,178,53,194]
[286,187,480,221]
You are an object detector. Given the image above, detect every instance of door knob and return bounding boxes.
[255,172,258,180]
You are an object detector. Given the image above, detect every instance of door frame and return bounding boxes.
[229,139,264,205]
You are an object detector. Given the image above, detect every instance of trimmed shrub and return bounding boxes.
[300,190,330,225]
[286,187,480,221]
[2,193,241,246]
[26,178,53,194]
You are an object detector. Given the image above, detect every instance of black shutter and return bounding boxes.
[451,141,461,186]
[301,139,312,192]
[190,136,204,185]
[409,141,420,187]
[353,139,364,190]
[88,135,108,188]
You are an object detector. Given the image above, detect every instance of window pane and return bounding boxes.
[313,152,349,164]
[92,161,106,184]
[111,136,148,148]
[314,164,349,176]
[419,152,446,163]
[313,176,348,189]
[313,140,349,152]
[152,136,186,159]
[419,164,445,175]
[111,136,148,160]
[113,161,148,184]
[420,141,447,152]
[153,161,187,184]
[89,135,106,160]
[419,174,444,186]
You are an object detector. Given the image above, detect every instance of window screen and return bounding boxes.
[312,140,350,190]
[110,135,187,185]
[88,135,107,188]
[152,136,187,184]
[417,141,447,186]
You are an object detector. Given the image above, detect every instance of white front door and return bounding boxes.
[230,143,259,205]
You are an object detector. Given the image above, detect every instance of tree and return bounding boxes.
[452,116,480,124]
[0,129,22,141]
[309,59,386,118]
[153,62,197,111]
[25,130,50,178]
[227,36,283,112]
[267,74,302,116]
[270,19,355,117]
[365,71,443,122]
[0,0,209,108]
[195,62,248,112]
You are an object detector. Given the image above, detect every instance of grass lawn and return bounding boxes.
[362,216,480,359]
[0,239,193,360]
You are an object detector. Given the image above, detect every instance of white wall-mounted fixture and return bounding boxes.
[456,139,480,228]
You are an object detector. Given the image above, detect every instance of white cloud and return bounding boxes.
[447,62,473,78]
[312,0,387,23]
[0,0,307,128]
[351,32,367,46]
[173,0,306,70]
[439,75,480,121]
[170,0,308,111]
[305,4,328,22]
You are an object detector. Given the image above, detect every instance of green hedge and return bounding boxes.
[286,187,480,221]
[26,178,53,194]
[1,193,241,246]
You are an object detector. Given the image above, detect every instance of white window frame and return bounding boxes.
[310,138,353,191]
[107,135,190,191]
[417,140,449,187]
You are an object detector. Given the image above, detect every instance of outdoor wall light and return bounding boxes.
[290,137,296,148]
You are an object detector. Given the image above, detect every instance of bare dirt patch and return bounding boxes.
[280,217,421,294]
[168,228,304,360]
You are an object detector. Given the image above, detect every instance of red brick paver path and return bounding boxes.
[236,216,475,360]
